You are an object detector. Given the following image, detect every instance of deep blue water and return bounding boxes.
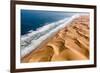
[21,10,75,35]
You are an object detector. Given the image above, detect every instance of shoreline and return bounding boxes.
[21,14,90,62]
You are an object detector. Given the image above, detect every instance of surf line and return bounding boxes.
[21,14,88,58]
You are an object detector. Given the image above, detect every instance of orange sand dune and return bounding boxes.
[21,15,90,63]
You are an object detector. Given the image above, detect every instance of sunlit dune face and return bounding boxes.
[21,15,90,63]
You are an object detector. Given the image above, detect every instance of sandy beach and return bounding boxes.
[21,15,90,63]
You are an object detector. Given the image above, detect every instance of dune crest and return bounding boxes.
[21,15,90,63]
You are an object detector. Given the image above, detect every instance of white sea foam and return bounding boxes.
[21,13,88,58]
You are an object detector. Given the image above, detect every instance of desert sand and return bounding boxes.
[21,15,90,63]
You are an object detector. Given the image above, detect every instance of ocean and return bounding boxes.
[21,10,75,35]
